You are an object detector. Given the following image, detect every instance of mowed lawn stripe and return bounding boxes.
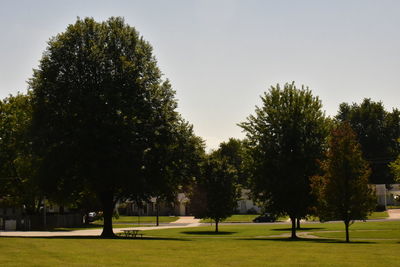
[0,237,398,266]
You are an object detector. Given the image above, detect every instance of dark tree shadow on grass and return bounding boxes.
[47,224,104,232]
[238,237,375,244]
[271,227,325,231]
[182,231,236,235]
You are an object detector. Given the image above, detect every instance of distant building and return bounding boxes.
[375,184,400,207]
[237,189,262,214]
[0,201,81,231]
[122,193,189,217]
[121,190,261,216]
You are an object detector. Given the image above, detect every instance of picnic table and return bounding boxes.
[121,230,143,238]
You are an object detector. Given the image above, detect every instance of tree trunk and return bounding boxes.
[290,216,297,239]
[156,200,159,227]
[345,220,350,243]
[296,218,301,229]
[99,191,115,238]
[215,219,219,233]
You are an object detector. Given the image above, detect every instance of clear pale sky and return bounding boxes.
[1,0,399,150]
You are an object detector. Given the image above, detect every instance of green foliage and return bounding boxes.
[0,93,41,213]
[190,149,240,232]
[215,138,250,187]
[389,147,400,183]
[336,99,400,184]
[240,82,329,238]
[312,123,376,242]
[29,17,187,236]
[145,119,205,203]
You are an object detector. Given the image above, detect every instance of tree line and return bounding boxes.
[1,17,399,241]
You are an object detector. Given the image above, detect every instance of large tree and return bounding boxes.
[311,123,375,243]
[29,17,184,237]
[240,82,329,238]
[336,99,400,184]
[0,93,41,214]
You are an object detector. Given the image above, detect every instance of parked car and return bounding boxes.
[87,212,98,222]
[253,213,276,223]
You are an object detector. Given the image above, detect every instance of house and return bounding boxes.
[121,189,261,216]
[121,193,189,216]
[237,189,262,214]
[375,184,400,207]
[0,201,82,231]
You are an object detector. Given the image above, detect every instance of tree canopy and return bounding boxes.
[144,119,205,225]
[240,82,329,238]
[29,17,189,237]
[0,93,41,214]
[215,138,249,187]
[311,122,375,242]
[190,144,240,233]
[389,154,400,183]
[336,99,400,184]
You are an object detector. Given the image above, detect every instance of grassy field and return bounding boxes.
[92,215,178,225]
[1,220,399,266]
[367,211,389,219]
[53,216,178,231]
[54,224,145,231]
[200,211,388,223]
[58,211,388,231]
[143,220,400,239]
[200,214,259,223]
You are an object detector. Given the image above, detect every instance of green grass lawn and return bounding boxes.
[200,214,258,223]
[1,220,399,266]
[143,220,400,239]
[53,216,178,231]
[200,211,388,224]
[200,214,289,223]
[367,211,389,219]
[54,224,146,231]
[94,215,179,224]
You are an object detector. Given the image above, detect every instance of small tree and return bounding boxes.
[190,154,239,233]
[312,123,375,243]
[144,120,204,226]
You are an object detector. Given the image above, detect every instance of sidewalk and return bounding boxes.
[170,216,201,225]
[387,209,400,219]
[0,216,202,237]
